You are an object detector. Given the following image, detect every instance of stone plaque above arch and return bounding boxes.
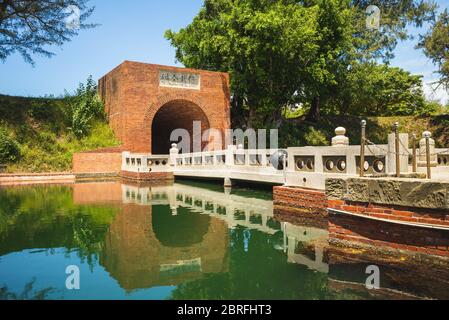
[98,61,231,154]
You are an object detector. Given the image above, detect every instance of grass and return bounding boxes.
[0,94,120,173]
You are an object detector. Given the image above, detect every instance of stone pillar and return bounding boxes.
[332,127,349,146]
[225,145,236,166]
[169,143,179,166]
[419,131,437,167]
[387,133,409,174]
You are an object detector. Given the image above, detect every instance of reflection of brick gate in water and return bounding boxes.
[98,61,231,154]
[72,181,229,291]
[100,203,229,291]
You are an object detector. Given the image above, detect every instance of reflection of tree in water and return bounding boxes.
[0,186,117,270]
[0,278,54,300]
[70,215,106,270]
[169,226,328,300]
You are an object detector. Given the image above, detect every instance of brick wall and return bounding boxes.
[274,185,449,258]
[328,200,449,258]
[73,152,122,174]
[98,61,231,153]
[273,186,328,228]
[328,199,449,227]
[120,171,174,182]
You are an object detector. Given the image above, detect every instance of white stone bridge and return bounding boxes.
[121,128,449,190]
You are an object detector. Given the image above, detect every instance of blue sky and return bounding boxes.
[0,0,447,104]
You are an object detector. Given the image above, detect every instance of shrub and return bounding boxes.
[303,127,329,146]
[0,128,20,164]
[67,76,105,138]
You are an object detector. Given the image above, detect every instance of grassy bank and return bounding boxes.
[0,94,120,173]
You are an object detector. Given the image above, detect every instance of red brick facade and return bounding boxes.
[328,199,449,227]
[120,171,174,182]
[273,186,328,228]
[98,61,231,153]
[273,185,449,258]
[328,199,449,258]
[73,151,122,174]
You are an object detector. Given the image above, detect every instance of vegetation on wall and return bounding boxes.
[0,127,20,164]
[0,77,120,173]
[65,76,106,138]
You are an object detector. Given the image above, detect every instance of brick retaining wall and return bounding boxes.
[328,200,449,258]
[73,151,122,174]
[329,213,449,258]
[273,186,328,228]
[120,171,174,182]
[274,185,449,258]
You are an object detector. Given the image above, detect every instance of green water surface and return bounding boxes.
[0,180,447,300]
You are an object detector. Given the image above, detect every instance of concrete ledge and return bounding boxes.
[0,173,75,185]
[326,177,449,210]
[75,172,119,182]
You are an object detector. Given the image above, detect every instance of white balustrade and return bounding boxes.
[121,127,449,188]
[122,152,170,173]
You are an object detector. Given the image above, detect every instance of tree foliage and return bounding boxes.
[418,9,449,90]
[0,0,97,64]
[166,0,355,127]
[166,0,437,126]
[328,62,435,116]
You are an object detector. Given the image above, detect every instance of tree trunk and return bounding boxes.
[306,96,320,121]
[231,95,245,128]
[247,105,256,129]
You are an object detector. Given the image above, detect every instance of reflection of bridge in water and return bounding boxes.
[121,182,329,274]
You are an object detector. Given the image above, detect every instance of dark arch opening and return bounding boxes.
[151,100,210,154]
[152,205,211,248]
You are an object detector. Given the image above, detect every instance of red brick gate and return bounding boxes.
[73,61,231,174]
[98,61,230,153]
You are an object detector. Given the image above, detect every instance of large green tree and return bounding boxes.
[166,0,354,128]
[166,0,437,126]
[418,9,449,90]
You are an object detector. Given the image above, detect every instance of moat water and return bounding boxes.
[0,180,448,300]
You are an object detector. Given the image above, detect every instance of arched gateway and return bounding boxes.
[73,61,230,174]
[100,61,230,154]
